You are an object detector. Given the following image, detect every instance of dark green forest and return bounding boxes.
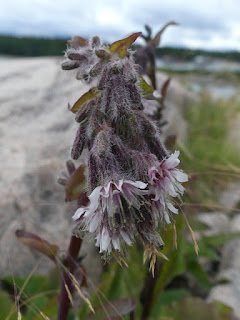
[1,35,240,61]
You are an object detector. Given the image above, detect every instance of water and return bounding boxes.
[157,57,240,73]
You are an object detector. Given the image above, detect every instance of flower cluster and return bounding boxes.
[61,33,188,268]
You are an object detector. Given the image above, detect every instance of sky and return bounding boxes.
[1,0,240,50]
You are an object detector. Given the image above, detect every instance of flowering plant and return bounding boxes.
[61,32,188,273]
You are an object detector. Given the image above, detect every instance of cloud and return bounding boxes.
[0,0,240,50]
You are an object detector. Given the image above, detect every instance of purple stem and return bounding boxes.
[57,235,82,320]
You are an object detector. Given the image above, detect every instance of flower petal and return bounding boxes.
[120,230,133,246]
[167,202,178,214]
[112,237,120,250]
[88,186,102,211]
[72,207,86,220]
[100,227,111,253]
[163,150,180,169]
[126,180,148,189]
[171,170,188,182]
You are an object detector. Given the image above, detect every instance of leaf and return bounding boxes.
[70,88,100,113]
[2,274,59,320]
[158,297,238,320]
[152,289,191,318]
[137,76,154,98]
[0,289,16,320]
[109,32,142,58]
[187,259,212,290]
[85,298,137,320]
[101,245,145,299]
[32,297,58,320]
[24,295,48,320]
[200,232,240,248]
[65,165,86,202]
[152,220,186,304]
[15,230,59,262]
[153,244,186,303]
[67,35,88,48]
[152,21,178,46]
[160,77,171,109]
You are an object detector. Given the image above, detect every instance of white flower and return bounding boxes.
[73,179,148,253]
[148,151,188,224]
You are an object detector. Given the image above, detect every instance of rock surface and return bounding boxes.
[198,208,240,316]
[229,113,240,153]
[0,56,102,281]
[156,72,196,142]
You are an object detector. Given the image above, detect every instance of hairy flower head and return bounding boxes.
[61,33,189,270]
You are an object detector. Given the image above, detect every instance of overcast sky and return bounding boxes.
[1,0,240,50]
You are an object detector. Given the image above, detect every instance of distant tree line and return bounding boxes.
[0,35,67,56]
[1,35,240,61]
[155,47,240,62]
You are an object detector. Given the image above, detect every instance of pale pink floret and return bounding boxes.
[73,179,148,253]
[95,226,133,253]
[148,151,188,224]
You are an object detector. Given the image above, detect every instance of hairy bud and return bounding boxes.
[71,125,86,160]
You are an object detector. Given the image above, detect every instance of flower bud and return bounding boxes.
[90,36,101,48]
[61,60,80,70]
[71,125,86,160]
[67,49,88,61]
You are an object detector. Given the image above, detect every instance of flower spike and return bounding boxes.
[61,33,188,272]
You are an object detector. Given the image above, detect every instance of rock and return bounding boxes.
[194,210,240,316]
[228,113,240,152]
[219,181,240,210]
[156,72,197,143]
[156,72,197,113]
[0,57,102,282]
[197,212,230,237]
[230,215,240,233]
[162,103,188,143]
[208,239,240,316]
[205,213,240,315]
[208,273,240,316]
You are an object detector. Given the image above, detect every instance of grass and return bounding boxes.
[178,93,240,203]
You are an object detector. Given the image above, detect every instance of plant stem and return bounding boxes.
[140,261,161,320]
[57,235,82,320]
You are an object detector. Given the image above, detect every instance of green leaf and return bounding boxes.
[70,88,100,113]
[15,230,59,262]
[153,246,186,304]
[84,245,145,320]
[137,76,154,98]
[158,297,238,320]
[202,232,240,247]
[187,259,212,290]
[0,289,16,320]
[152,289,191,318]
[152,221,186,304]
[3,276,49,298]
[24,295,48,320]
[2,273,59,320]
[65,165,86,202]
[100,246,144,298]
[109,32,142,58]
[196,243,218,259]
[32,297,58,320]
[85,298,137,320]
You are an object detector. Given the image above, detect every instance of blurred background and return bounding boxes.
[1,0,240,319]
